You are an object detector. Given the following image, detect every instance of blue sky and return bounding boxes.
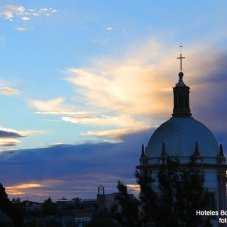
[0,1,227,201]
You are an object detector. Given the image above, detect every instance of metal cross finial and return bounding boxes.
[177,45,185,72]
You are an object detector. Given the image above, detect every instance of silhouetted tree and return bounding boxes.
[0,183,12,212]
[73,197,83,209]
[86,211,120,227]
[42,197,57,216]
[116,181,140,227]
[156,157,181,226]
[136,157,215,227]
[0,183,24,227]
[0,217,14,227]
[135,167,158,226]
[173,159,215,227]
[45,217,62,227]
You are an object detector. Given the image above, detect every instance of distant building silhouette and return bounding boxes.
[97,185,124,212]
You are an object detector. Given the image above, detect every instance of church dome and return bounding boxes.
[142,53,221,161]
[146,117,219,158]
[138,51,227,214]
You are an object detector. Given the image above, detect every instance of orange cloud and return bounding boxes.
[6,183,41,196]
[64,40,183,122]
[126,184,140,194]
[0,86,20,95]
[7,183,41,190]
[0,138,20,146]
[63,114,146,127]
[29,40,225,139]
[29,97,75,114]
[83,125,150,139]
[6,180,63,197]
[66,66,172,117]
[62,40,179,138]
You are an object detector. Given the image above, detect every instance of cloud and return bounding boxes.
[29,97,77,115]
[0,86,20,95]
[65,41,177,120]
[105,27,113,31]
[63,114,147,128]
[28,40,227,141]
[6,180,62,196]
[0,126,43,137]
[0,121,224,201]
[22,37,227,148]
[0,129,151,201]
[82,125,150,139]
[0,127,23,146]
[29,97,153,140]
[16,26,33,32]
[105,27,126,32]
[126,184,140,194]
[0,4,25,21]
[0,126,44,147]
[30,97,152,139]
[6,183,41,196]
[19,130,45,137]
[21,16,30,21]
[64,40,227,142]
[0,138,20,146]
[0,4,57,23]
[8,183,41,189]
[29,98,153,140]
[185,49,227,135]
[59,41,177,139]
[0,129,23,138]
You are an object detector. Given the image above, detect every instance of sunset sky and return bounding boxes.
[0,1,227,201]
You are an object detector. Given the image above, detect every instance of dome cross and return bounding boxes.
[177,45,185,72]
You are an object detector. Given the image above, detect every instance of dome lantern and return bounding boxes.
[173,49,191,117]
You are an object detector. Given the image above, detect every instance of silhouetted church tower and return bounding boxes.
[137,50,227,226]
[97,185,105,210]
